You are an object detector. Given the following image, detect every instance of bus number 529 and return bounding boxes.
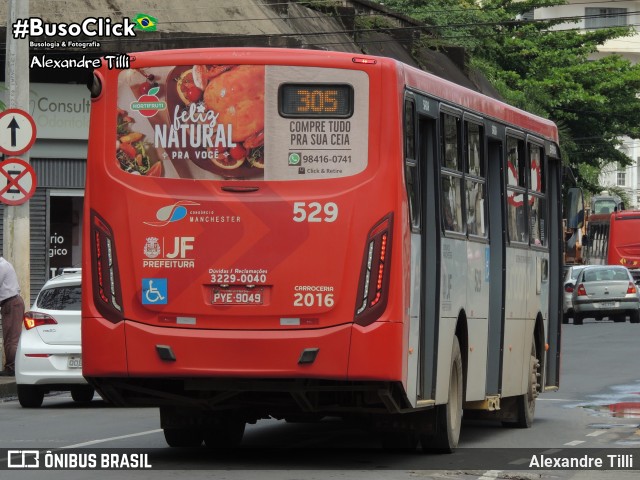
[292,202,338,223]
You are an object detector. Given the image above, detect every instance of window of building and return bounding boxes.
[585,8,627,29]
[617,170,626,186]
[49,192,84,278]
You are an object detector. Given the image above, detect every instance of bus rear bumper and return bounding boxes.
[82,317,404,382]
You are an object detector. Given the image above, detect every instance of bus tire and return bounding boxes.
[573,313,583,325]
[163,428,203,448]
[380,431,419,451]
[17,385,45,408]
[630,310,639,324]
[506,340,539,429]
[203,419,246,448]
[422,336,463,453]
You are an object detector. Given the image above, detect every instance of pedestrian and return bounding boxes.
[0,255,25,376]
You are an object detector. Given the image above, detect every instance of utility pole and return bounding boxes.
[3,0,31,303]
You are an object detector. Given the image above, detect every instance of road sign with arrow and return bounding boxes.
[0,108,37,156]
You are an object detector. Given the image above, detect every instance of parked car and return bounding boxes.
[562,265,588,323]
[571,265,640,325]
[15,271,95,408]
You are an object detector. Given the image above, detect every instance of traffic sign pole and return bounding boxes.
[3,0,31,326]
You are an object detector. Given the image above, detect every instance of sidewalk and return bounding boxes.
[0,375,17,398]
[0,335,18,399]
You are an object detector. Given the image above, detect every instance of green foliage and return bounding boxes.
[373,0,640,196]
[354,14,398,31]
[299,0,342,12]
[605,185,632,209]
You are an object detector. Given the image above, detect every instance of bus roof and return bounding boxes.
[400,62,559,143]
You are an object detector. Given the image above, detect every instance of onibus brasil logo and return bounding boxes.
[131,86,166,117]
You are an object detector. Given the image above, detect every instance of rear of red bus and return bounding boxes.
[82,49,411,420]
[608,210,640,280]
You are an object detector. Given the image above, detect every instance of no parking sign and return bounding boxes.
[0,157,37,206]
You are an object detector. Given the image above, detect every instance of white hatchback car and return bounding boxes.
[15,271,94,408]
[562,265,587,323]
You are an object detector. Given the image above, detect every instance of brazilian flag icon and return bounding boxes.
[133,13,158,31]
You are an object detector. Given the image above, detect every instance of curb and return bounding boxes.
[0,379,17,399]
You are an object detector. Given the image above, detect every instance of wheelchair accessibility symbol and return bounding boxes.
[142,278,168,305]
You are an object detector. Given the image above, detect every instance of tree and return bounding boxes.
[374,1,640,195]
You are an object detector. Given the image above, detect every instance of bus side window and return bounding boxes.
[506,136,528,243]
[465,122,486,237]
[441,112,464,234]
[442,114,461,171]
[442,175,463,233]
[528,143,546,246]
[404,99,420,230]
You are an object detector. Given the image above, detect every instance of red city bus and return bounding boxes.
[609,211,640,274]
[585,208,640,280]
[83,48,564,452]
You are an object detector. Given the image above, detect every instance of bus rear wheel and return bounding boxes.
[504,340,539,429]
[163,428,203,448]
[203,419,246,448]
[422,336,463,453]
[380,431,419,451]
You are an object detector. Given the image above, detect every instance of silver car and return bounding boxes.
[571,266,640,325]
[562,265,587,323]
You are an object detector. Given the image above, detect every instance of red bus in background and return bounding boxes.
[82,48,564,452]
[609,211,640,275]
[585,205,640,281]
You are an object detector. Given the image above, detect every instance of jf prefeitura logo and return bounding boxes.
[15,13,158,70]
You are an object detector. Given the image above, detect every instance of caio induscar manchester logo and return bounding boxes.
[144,201,200,227]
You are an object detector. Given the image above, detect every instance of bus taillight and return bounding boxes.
[354,214,393,326]
[90,210,124,323]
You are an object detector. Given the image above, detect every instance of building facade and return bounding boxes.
[0,83,88,303]
[536,1,640,208]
